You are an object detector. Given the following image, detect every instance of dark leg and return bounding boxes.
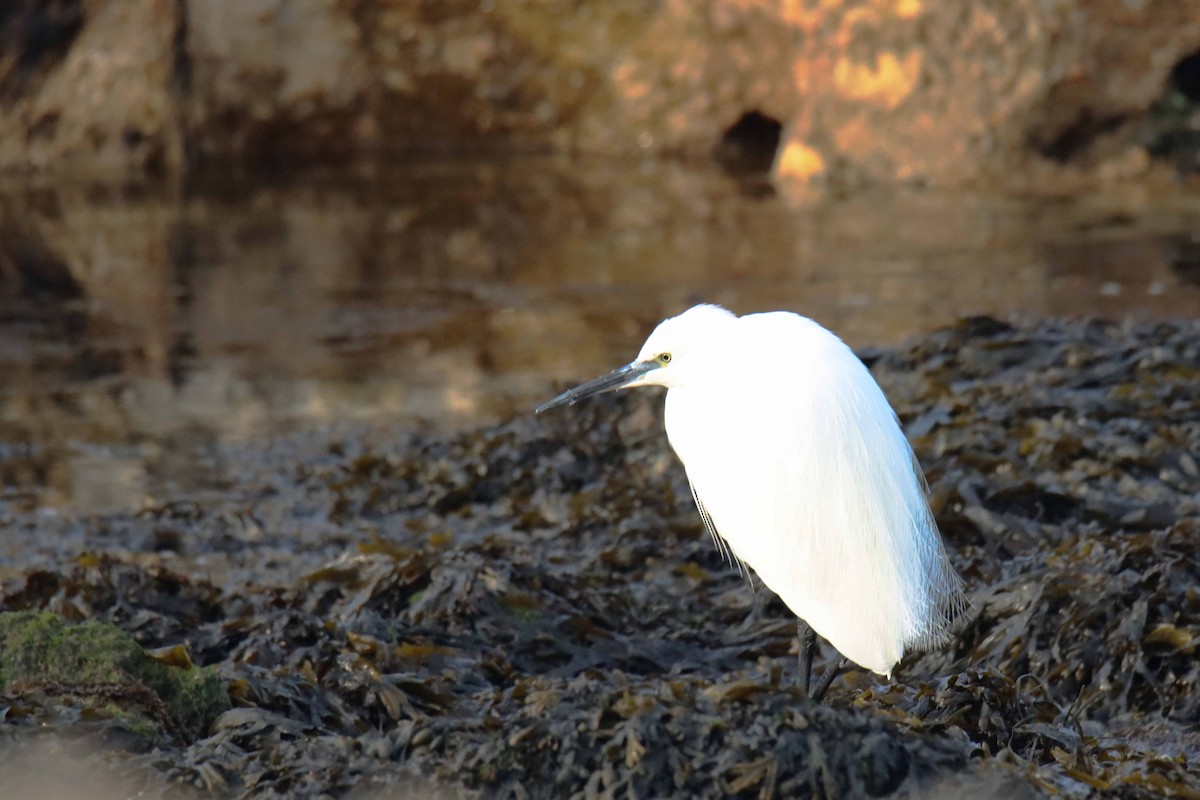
[797,622,817,695]
[811,657,847,703]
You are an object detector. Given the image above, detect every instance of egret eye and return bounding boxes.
[657,352,672,365]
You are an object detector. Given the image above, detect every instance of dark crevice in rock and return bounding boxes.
[1034,110,1131,164]
[716,110,783,173]
[1169,50,1200,103]
[1142,48,1200,175]
[171,0,194,174]
[1165,233,1200,287]
[0,0,85,105]
[0,223,82,301]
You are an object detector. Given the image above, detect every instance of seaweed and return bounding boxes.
[1,317,1199,797]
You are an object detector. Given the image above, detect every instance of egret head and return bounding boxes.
[535,304,735,412]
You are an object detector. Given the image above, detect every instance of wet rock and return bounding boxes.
[0,0,184,175]
[4,1,1200,184]
[184,0,374,164]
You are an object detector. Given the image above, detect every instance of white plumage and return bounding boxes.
[537,304,967,679]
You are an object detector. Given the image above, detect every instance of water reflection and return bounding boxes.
[0,159,1198,512]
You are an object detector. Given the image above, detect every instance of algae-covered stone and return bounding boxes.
[0,611,229,741]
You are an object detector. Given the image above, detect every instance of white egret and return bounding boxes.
[536,304,967,699]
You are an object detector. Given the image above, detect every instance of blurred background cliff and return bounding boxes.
[2,0,1200,512]
[7,0,1200,182]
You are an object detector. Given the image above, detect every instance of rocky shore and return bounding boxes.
[1,315,1197,798]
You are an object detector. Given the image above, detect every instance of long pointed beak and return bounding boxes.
[535,360,658,413]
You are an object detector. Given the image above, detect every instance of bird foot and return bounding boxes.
[809,658,846,703]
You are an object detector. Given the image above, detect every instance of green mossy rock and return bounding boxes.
[0,611,229,741]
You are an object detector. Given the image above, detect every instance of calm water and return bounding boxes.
[1,158,1199,514]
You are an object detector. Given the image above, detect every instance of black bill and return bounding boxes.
[535,360,658,413]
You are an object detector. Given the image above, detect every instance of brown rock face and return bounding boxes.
[0,0,183,175]
[775,0,1200,185]
[1,0,1199,185]
[184,0,374,163]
